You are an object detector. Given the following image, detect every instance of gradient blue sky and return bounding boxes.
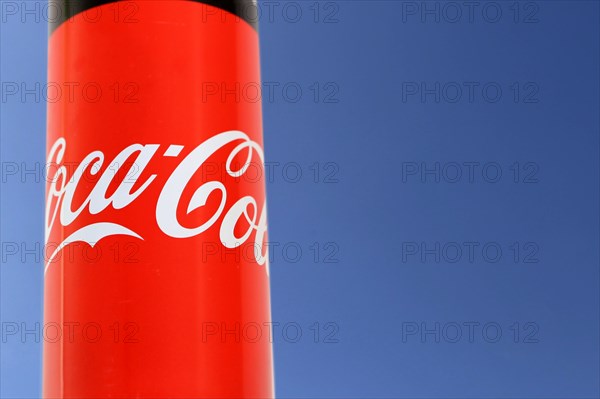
[1,1,599,398]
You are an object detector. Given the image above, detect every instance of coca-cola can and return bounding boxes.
[43,1,274,397]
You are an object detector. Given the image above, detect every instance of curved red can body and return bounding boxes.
[43,1,273,397]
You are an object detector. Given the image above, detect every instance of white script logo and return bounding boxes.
[45,131,268,275]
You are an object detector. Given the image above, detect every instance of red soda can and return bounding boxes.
[43,1,273,397]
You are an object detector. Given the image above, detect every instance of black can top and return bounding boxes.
[49,0,258,33]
